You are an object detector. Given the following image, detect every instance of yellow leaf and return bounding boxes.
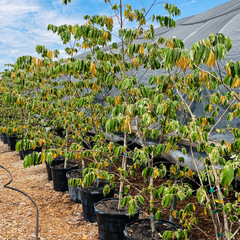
[128,121,132,134]
[188,169,193,177]
[72,26,75,34]
[166,145,170,155]
[153,169,158,179]
[207,82,210,89]
[172,211,177,218]
[158,233,163,238]
[41,153,46,163]
[193,204,195,211]
[204,207,207,215]
[227,66,231,77]
[104,161,109,167]
[232,77,239,88]
[183,220,188,227]
[47,50,53,59]
[165,103,168,113]
[33,142,36,150]
[166,83,171,91]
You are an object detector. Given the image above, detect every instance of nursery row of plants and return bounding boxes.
[1,0,240,239]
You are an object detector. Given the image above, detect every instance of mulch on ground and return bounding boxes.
[0,141,98,240]
[1,139,239,240]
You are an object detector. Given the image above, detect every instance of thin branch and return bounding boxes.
[194,64,240,102]
[209,99,236,135]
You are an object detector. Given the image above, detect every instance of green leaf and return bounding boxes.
[121,197,126,208]
[227,113,234,121]
[220,165,234,187]
[224,203,232,214]
[225,37,232,51]
[137,195,144,204]
[197,188,204,204]
[193,68,199,77]
[155,210,162,220]
[106,120,111,133]
[218,43,224,61]
[182,148,186,155]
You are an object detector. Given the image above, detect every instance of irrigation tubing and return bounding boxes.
[0,157,39,239]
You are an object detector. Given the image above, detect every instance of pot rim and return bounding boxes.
[45,158,64,164]
[94,197,141,217]
[50,162,79,170]
[123,218,180,240]
[66,168,83,178]
[80,183,115,195]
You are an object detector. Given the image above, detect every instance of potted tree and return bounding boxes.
[3,0,240,239]
[123,32,240,240]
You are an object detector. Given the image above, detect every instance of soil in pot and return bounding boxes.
[45,156,65,181]
[95,198,141,240]
[80,181,115,223]
[50,162,79,191]
[68,171,82,178]
[124,218,179,240]
[66,169,82,203]
[96,199,130,213]
[53,163,77,169]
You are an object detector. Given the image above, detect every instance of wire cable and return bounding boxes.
[0,163,39,239]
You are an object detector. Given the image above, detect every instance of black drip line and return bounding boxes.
[0,162,39,239]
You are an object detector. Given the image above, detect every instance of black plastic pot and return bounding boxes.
[7,136,10,146]
[94,198,141,240]
[21,147,42,159]
[8,135,18,151]
[66,169,82,203]
[2,133,8,144]
[45,156,65,181]
[19,150,24,160]
[50,162,79,191]
[123,218,179,240]
[0,133,2,141]
[80,184,115,223]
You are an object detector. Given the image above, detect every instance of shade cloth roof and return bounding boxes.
[73,0,240,144]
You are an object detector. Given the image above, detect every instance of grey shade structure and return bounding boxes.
[73,0,240,171]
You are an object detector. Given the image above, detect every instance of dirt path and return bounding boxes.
[2,138,240,240]
[0,140,98,240]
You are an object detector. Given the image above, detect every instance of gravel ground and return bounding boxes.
[0,140,98,240]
